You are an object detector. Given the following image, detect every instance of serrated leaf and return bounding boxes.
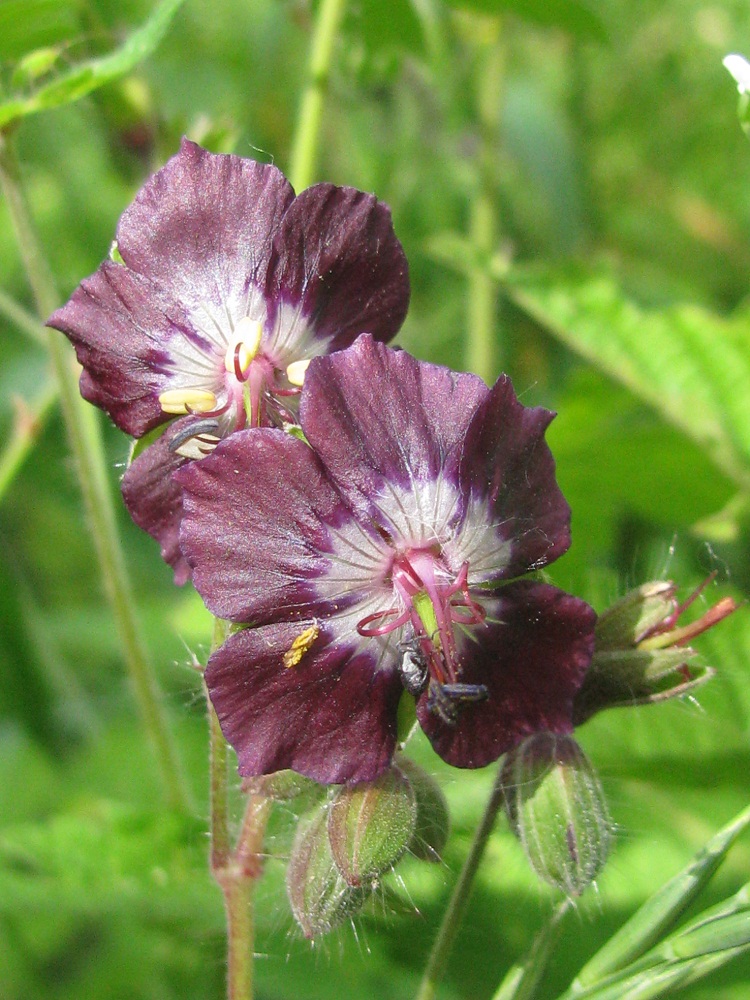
[0,0,186,129]
[500,264,750,491]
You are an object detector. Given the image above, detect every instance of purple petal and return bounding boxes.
[300,336,488,517]
[176,428,365,624]
[115,139,294,313]
[48,262,197,437]
[120,419,193,585]
[459,375,572,578]
[418,582,596,769]
[205,622,402,784]
[266,185,409,351]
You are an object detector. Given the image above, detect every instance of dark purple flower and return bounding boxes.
[176,337,596,784]
[47,139,409,582]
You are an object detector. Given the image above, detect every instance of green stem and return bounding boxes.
[0,285,48,344]
[207,619,272,1000]
[0,384,57,501]
[0,129,189,813]
[415,763,507,1000]
[223,874,255,1000]
[465,26,504,383]
[287,0,348,192]
[209,618,231,870]
[467,190,497,382]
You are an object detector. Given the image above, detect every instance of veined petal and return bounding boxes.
[115,138,294,316]
[48,262,202,437]
[120,417,197,585]
[176,428,381,625]
[458,375,571,577]
[418,582,596,769]
[205,621,402,784]
[265,187,409,362]
[300,335,488,521]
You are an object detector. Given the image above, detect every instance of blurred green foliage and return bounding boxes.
[2,0,750,997]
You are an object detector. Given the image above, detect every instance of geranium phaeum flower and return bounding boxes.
[176,337,595,784]
[47,139,409,582]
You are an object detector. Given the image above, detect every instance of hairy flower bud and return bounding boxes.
[397,757,450,862]
[327,765,417,887]
[243,769,322,803]
[286,805,369,939]
[502,732,611,896]
[574,577,737,726]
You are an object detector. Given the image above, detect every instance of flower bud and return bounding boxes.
[327,766,417,887]
[574,577,737,725]
[396,757,450,862]
[502,733,611,896]
[243,769,322,804]
[286,804,369,939]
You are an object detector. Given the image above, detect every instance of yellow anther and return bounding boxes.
[158,388,218,415]
[286,358,311,387]
[225,316,263,375]
[283,622,320,669]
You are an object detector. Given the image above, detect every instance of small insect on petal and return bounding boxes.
[283,623,320,669]
[398,639,429,696]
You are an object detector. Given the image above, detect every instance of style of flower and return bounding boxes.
[47,139,409,582]
[176,336,596,784]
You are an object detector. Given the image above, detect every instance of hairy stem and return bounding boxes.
[0,129,189,813]
[287,0,348,192]
[416,763,507,1000]
[207,619,272,1000]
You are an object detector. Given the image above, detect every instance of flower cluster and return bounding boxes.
[49,139,409,582]
[49,140,599,787]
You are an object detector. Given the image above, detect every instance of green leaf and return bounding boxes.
[559,947,750,1000]
[572,803,750,989]
[492,899,571,1000]
[0,800,216,921]
[557,887,750,1000]
[501,264,750,491]
[0,0,186,130]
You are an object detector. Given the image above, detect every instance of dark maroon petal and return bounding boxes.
[300,336,488,516]
[48,262,202,437]
[120,419,193,585]
[176,428,365,624]
[266,186,409,350]
[205,622,402,784]
[418,582,596,770]
[459,375,572,578]
[115,139,294,312]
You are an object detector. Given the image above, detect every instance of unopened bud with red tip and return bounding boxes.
[286,804,370,939]
[502,732,612,896]
[327,765,416,887]
[574,576,738,726]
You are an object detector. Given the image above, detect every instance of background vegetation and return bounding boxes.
[1,0,750,997]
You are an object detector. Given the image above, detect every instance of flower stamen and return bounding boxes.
[224,316,263,380]
[158,387,218,415]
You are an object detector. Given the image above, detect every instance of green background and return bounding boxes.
[1,0,750,996]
